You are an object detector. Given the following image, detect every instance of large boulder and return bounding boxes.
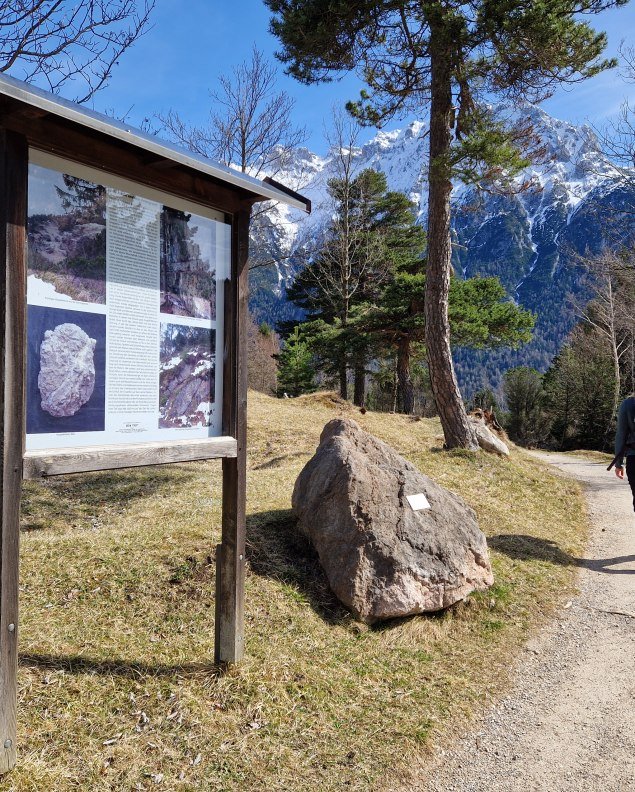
[292,418,494,624]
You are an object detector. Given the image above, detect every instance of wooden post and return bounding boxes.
[215,203,251,664]
[0,129,27,773]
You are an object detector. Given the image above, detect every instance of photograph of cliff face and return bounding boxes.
[160,207,217,320]
[27,305,106,435]
[159,323,215,429]
[28,165,106,305]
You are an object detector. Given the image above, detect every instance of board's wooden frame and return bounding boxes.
[0,78,308,774]
[24,148,231,467]
[0,127,27,774]
[23,437,238,478]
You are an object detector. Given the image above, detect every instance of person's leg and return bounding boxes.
[627,456,635,513]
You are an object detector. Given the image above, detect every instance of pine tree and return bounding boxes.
[356,270,534,413]
[503,367,550,447]
[266,0,625,449]
[287,168,425,403]
[276,326,316,398]
[543,325,618,451]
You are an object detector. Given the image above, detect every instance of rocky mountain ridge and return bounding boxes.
[249,106,635,397]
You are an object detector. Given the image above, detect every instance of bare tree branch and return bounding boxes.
[570,247,635,423]
[158,45,309,276]
[593,44,635,197]
[158,45,306,180]
[0,1,155,102]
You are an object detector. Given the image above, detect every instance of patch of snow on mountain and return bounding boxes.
[256,105,625,295]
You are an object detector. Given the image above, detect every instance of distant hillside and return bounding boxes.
[249,106,635,397]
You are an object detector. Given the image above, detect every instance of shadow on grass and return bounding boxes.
[247,509,470,630]
[490,534,635,575]
[21,466,196,532]
[20,652,229,679]
[246,509,351,626]
[251,451,310,470]
[368,606,452,633]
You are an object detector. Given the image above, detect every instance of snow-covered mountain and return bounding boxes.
[249,107,635,396]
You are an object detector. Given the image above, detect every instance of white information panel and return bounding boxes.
[25,150,232,451]
[406,493,431,511]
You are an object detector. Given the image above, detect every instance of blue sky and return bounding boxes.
[82,0,635,156]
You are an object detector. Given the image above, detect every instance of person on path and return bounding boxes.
[614,395,635,512]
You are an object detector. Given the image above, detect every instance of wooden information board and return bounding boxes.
[0,73,309,773]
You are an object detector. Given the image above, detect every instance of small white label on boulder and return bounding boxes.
[406,493,431,511]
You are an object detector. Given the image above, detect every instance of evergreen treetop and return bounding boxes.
[276,326,316,398]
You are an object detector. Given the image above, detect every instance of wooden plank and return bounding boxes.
[23,436,237,479]
[263,175,312,213]
[222,213,236,438]
[148,158,179,171]
[0,129,27,774]
[1,111,247,215]
[1,106,49,124]
[214,455,244,662]
[215,203,251,664]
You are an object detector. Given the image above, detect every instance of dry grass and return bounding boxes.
[8,391,588,791]
[561,449,613,464]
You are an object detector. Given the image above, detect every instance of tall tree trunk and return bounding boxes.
[397,334,415,415]
[605,276,621,443]
[607,330,622,450]
[560,385,571,450]
[391,356,398,413]
[339,306,348,400]
[425,22,478,450]
[611,333,621,417]
[353,358,365,406]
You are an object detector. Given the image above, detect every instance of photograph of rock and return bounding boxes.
[28,164,107,305]
[39,323,96,417]
[27,306,106,435]
[159,323,215,429]
[160,207,216,320]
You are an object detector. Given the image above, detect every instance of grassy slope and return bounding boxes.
[10,392,588,791]
[562,449,613,463]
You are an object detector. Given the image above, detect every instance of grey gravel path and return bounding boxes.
[410,452,635,792]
